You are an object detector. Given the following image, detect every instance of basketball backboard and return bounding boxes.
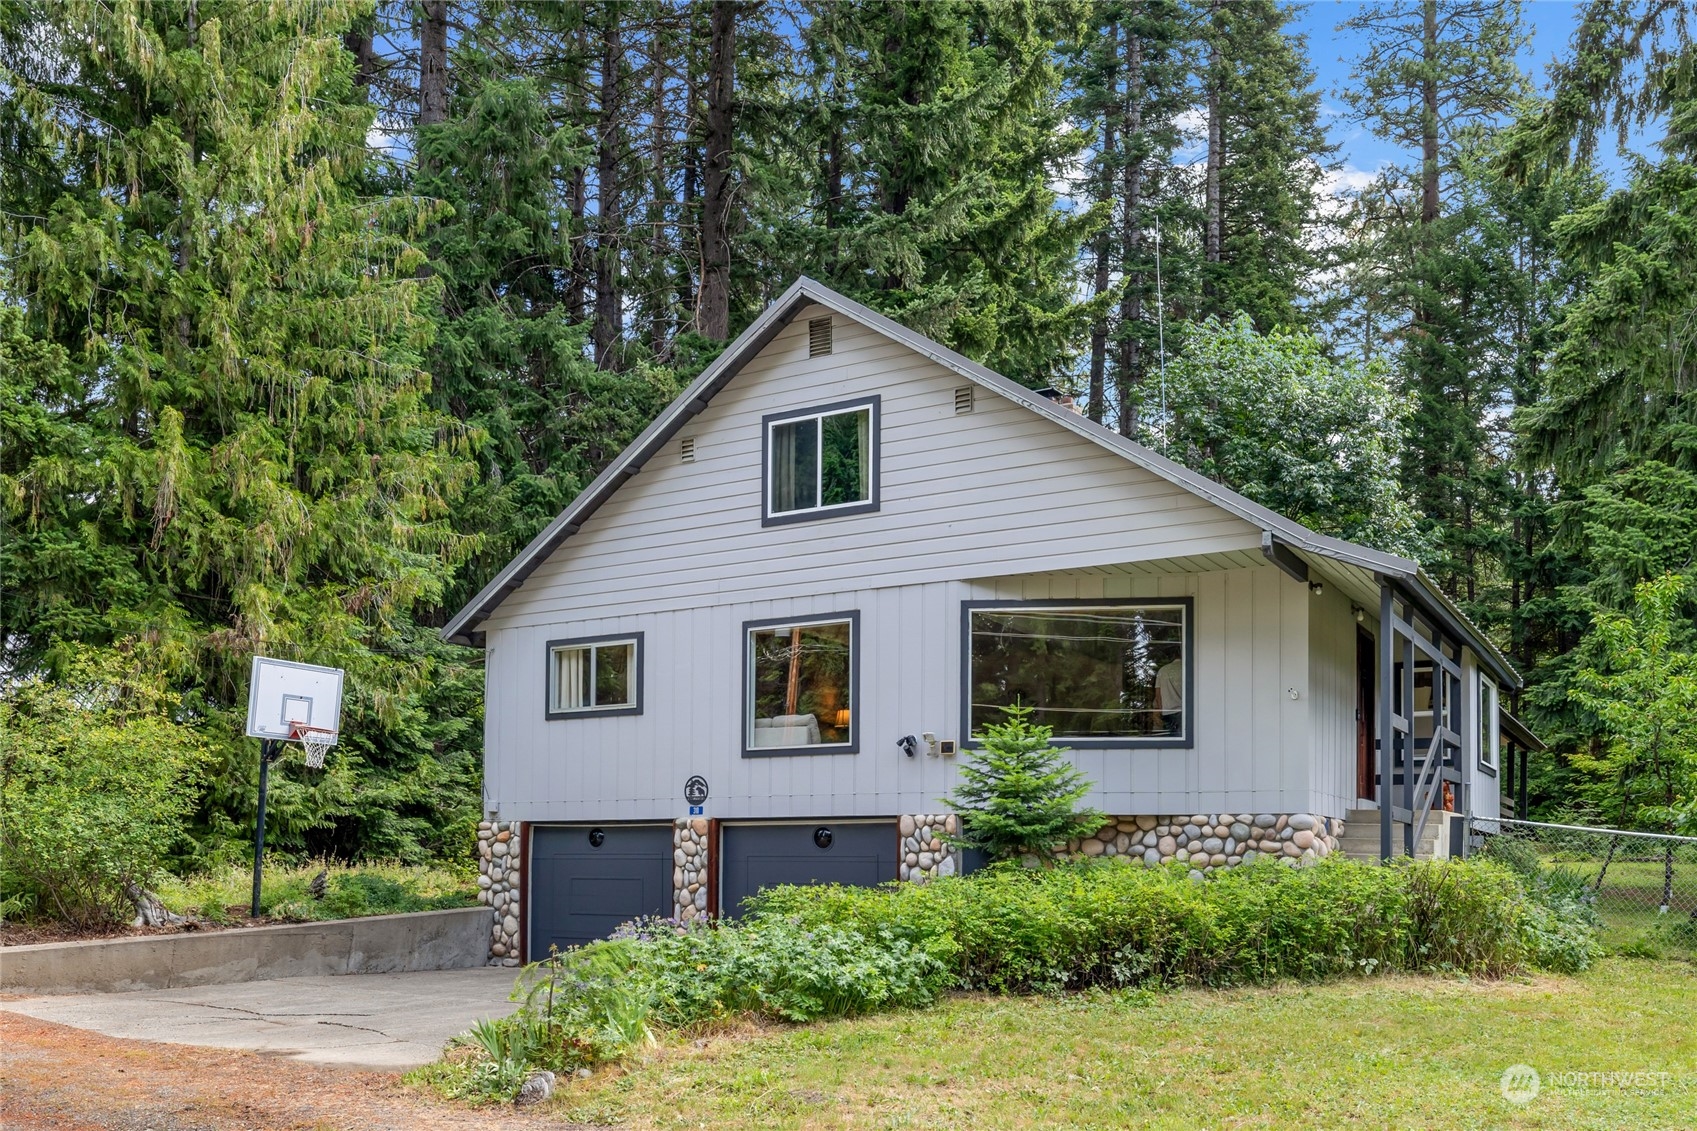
[245,656,344,745]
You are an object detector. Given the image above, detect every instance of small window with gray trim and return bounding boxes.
[545,633,644,719]
[962,599,1193,748]
[762,396,880,525]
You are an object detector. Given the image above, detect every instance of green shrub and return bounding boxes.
[750,855,1593,991]
[1474,836,1604,971]
[629,916,948,1025]
[0,648,210,928]
[418,915,947,1102]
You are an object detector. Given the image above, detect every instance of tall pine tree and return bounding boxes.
[1,0,480,860]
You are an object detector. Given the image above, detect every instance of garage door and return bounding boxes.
[719,821,898,916]
[529,823,672,957]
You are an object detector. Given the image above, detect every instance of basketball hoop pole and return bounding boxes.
[252,739,280,918]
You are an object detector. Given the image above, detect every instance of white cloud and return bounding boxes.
[1322,164,1381,197]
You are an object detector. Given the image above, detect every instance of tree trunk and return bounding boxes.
[697,0,736,340]
[1116,28,1144,439]
[1203,1,1222,298]
[1086,22,1118,426]
[594,8,626,370]
[419,1,449,127]
[649,33,675,358]
[343,23,377,90]
[1593,834,1620,893]
[1420,0,1440,229]
[825,112,844,228]
[569,23,591,326]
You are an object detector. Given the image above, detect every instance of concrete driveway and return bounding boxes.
[1,966,520,1070]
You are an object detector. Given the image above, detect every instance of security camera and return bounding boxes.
[922,732,938,756]
[897,734,918,758]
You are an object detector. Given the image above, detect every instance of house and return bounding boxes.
[444,277,1540,964]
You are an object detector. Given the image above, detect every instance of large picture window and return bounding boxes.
[744,612,858,754]
[763,398,879,524]
[964,601,1192,745]
[545,634,642,719]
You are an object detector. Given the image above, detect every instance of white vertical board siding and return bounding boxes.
[484,306,1260,630]
[477,303,1338,822]
[484,563,1321,823]
[1307,586,1361,820]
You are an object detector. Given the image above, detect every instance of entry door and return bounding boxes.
[528,824,673,958]
[719,821,898,917]
[1357,628,1376,800]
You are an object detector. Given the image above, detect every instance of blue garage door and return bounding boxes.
[719,821,898,917]
[529,823,672,957]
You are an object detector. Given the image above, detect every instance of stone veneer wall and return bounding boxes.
[674,818,710,921]
[1067,812,1343,876]
[477,819,523,966]
[899,813,958,881]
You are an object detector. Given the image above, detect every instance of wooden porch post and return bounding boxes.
[1401,609,1417,858]
[1379,585,1395,862]
[1518,739,1530,818]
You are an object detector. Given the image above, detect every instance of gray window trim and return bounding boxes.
[960,598,1196,750]
[1476,671,1500,776]
[544,632,645,720]
[742,610,861,757]
[760,395,881,526]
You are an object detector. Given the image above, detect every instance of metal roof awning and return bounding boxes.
[1499,708,1546,752]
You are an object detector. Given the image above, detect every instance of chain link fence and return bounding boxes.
[1470,816,1697,957]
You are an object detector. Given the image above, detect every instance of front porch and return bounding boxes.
[1328,578,1539,862]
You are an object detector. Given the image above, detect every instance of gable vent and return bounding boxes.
[808,316,833,357]
[680,436,696,463]
[954,386,975,414]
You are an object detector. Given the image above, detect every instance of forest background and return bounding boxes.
[2,0,1693,876]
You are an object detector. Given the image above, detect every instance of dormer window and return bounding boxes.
[762,396,880,525]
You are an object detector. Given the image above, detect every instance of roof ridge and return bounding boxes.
[440,276,1519,688]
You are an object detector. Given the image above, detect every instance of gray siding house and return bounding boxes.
[445,278,1532,963]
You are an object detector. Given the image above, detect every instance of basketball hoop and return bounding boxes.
[290,723,336,770]
[246,656,345,916]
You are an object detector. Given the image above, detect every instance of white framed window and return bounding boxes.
[762,397,879,524]
[545,634,642,719]
[743,612,859,754]
[1478,673,1500,770]
[963,600,1194,747]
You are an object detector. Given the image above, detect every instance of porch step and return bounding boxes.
[1338,808,1442,862]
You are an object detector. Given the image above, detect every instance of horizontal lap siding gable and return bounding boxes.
[486,307,1258,629]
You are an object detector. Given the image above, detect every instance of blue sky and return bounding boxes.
[1292,0,1585,187]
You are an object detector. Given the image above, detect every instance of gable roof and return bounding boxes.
[442,277,1519,688]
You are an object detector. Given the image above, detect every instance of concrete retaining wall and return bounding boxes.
[0,906,491,996]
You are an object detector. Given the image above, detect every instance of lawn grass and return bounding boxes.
[548,958,1697,1130]
[1549,855,1697,955]
[154,860,475,924]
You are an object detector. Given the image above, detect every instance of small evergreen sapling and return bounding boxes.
[943,705,1106,863]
